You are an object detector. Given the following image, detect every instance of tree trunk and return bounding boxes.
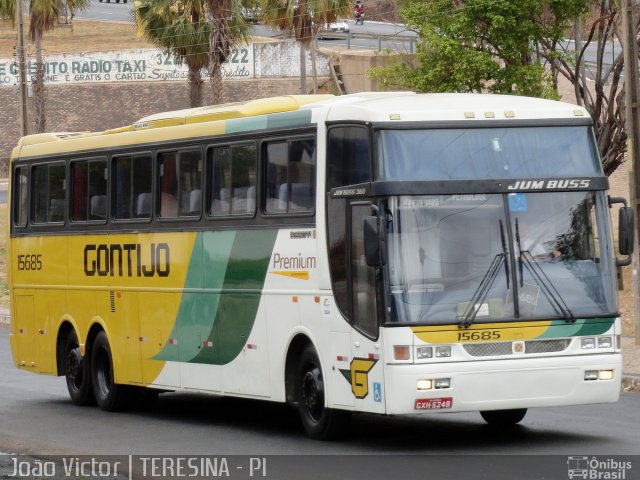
[211,61,223,105]
[310,42,318,93]
[299,41,307,94]
[188,66,203,107]
[34,30,46,133]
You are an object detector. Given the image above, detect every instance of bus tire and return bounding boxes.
[91,331,133,411]
[480,408,527,426]
[64,331,95,406]
[297,345,351,440]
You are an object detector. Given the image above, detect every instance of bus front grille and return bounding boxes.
[463,339,571,357]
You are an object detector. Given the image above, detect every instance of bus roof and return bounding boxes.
[323,92,591,123]
[11,93,590,161]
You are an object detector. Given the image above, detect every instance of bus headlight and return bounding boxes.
[416,347,433,359]
[597,337,612,349]
[435,346,451,358]
[581,338,596,349]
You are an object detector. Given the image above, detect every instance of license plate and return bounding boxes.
[415,397,453,410]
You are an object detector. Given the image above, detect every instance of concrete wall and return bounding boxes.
[339,50,416,94]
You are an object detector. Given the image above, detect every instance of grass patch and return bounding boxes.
[0,203,8,309]
[1,20,147,57]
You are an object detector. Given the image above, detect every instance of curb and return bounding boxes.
[622,373,640,391]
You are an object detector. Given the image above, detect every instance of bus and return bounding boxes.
[8,93,634,439]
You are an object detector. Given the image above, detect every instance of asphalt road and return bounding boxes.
[1,326,639,463]
[74,3,417,52]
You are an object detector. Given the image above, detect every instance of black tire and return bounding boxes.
[91,331,133,411]
[297,345,351,440]
[64,330,95,406]
[480,408,527,426]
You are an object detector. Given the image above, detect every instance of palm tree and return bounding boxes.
[207,0,247,104]
[1,0,90,133]
[136,0,212,107]
[29,0,58,132]
[260,0,351,94]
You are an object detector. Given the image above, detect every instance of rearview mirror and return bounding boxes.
[618,207,635,260]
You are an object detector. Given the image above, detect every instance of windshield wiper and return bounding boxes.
[459,220,509,329]
[514,218,576,322]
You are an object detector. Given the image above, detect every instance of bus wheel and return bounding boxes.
[297,345,350,440]
[91,331,132,411]
[480,408,527,426]
[64,331,95,405]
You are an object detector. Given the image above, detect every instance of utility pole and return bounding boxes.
[16,0,29,136]
[621,0,640,344]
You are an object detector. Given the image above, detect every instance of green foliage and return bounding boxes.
[369,0,589,98]
[136,0,211,70]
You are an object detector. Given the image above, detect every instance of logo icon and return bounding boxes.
[567,456,589,480]
[339,358,377,399]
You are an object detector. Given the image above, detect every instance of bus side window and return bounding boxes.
[31,163,66,224]
[113,154,152,220]
[327,126,370,191]
[208,143,256,217]
[12,166,28,227]
[70,159,107,222]
[158,149,202,218]
[265,138,316,215]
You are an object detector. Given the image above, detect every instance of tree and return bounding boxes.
[136,0,212,107]
[260,0,352,94]
[369,0,637,175]
[1,0,90,133]
[536,1,633,175]
[207,0,247,104]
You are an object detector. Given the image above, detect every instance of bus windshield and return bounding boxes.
[376,126,602,180]
[386,191,617,325]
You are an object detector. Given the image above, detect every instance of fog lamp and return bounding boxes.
[584,370,598,381]
[598,370,614,381]
[417,379,433,391]
[434,378,451,389]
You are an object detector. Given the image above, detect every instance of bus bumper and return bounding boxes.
[384,353,621,415]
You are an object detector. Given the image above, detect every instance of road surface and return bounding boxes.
[0,326,638,480]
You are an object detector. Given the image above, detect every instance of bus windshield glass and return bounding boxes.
[386,191,616,325]
[376,126,602,180]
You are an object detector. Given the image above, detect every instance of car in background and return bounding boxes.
[318,19,350,39]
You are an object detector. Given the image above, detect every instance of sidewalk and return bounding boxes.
[622,336,640,390]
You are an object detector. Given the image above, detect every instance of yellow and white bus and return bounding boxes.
[8,93,634,439]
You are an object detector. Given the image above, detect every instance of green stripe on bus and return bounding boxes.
[153,231,236,362]
[189,229,278,365]
[267,109,312,129]
[536,317,615,339]
[153,229,277,364]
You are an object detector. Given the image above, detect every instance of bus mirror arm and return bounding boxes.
[364,205,387,268]
[609,197,635,265]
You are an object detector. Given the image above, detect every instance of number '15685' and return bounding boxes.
[17,254,42,271]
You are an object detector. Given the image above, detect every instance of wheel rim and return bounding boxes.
[301,366,324,423]
[66,348,83,391]
[95,346,112,399]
